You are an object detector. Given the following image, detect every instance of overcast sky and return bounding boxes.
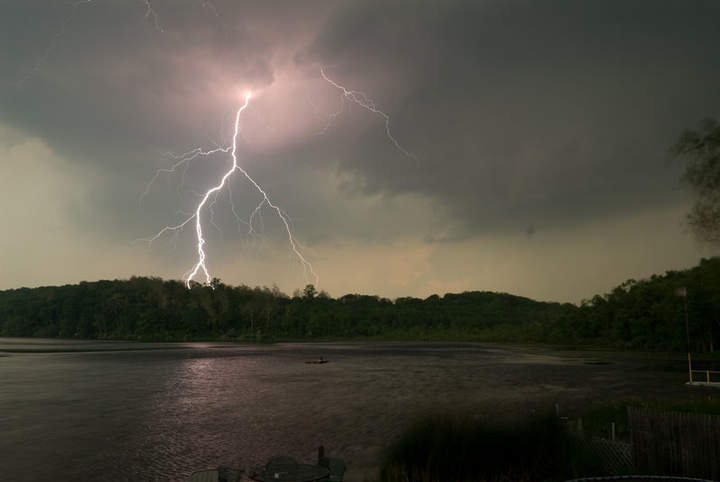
[1,0,719,302]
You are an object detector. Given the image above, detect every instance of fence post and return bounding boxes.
[611,422,615,441]
[707,370,710,383]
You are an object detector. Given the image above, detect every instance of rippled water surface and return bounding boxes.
[0,338,692,481]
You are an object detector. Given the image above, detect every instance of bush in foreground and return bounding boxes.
[379,412,599,482]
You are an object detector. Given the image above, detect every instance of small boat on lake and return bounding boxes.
[305,357,329,364]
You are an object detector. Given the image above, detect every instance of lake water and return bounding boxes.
[0,338,692,481]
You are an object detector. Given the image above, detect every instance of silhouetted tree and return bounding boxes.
[303,284,317,300]
[672,118,720,243]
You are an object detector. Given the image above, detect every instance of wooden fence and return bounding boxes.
[628,406,720,479]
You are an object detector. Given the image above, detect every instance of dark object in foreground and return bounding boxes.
[249,456,329,482]
[379,412,592,482]
[317,445,347,482]
[188,466,243,482]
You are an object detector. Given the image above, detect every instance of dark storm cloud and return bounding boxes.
[307,0,720,237]
[0,0,332,238]
[1,0,720,244]
[2,1,274,157]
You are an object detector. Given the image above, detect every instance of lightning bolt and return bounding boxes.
[142,0,163,32]
[19,3,419,292]
[320,67,416,159]
[143,93,318,289]
[139,146,231,206]
[307,91,345,136]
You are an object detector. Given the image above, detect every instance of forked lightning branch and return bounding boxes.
[142,69,414,289]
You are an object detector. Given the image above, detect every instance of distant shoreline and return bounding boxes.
[2,336,717,362]
[3,258,720,353]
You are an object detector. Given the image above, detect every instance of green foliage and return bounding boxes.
[576,257,720,351]
[1,257,720,351]
[672,117,720,244]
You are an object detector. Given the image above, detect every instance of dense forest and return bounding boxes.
[1,258,720,352]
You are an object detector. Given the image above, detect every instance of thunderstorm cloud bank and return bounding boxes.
[1,0,719,301]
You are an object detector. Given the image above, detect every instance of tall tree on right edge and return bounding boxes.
[672,118,720,244]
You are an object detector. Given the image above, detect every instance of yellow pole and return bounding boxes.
[688,352,693,383]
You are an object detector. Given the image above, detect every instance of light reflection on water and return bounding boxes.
[0,338,689,481]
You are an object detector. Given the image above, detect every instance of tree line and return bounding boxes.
[1,257,719,351]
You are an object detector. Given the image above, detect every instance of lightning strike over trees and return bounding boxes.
[18,1,418,292]
[144,68,416,290]
[144,93,318,289]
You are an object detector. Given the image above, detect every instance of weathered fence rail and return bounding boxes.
[628,406,720,480]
